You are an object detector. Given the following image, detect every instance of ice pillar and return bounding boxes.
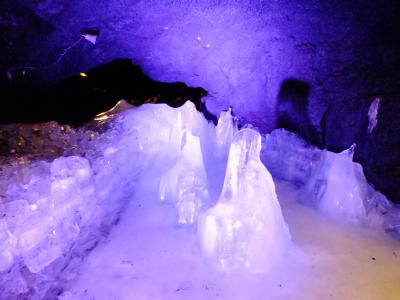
[198,128,291,271]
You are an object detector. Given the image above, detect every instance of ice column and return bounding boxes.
[198,128,291,271]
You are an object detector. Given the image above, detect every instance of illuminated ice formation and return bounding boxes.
[159,130,210,224]
[263,129,322,188]
[1,103,211,284]
[264,130,384,224]
[305,146,367,222]
[198,128,291,271]
[1,100,394,299]
[214,107,237,158]
[0,149,141,277]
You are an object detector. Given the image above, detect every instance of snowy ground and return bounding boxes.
[62,181,400,300]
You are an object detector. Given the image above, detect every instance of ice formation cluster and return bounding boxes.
[262,129,397,227]
[0,100,398,298]
[0,101,291,298]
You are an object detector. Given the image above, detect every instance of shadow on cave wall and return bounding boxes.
[0,59,215,126]
[276,78,323,148]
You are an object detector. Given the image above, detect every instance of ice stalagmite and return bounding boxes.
[214,108,237,158]
[159,130,210,225]
[198,128,291,271]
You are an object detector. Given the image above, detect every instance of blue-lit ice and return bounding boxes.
[0,101,399,299]
[159,130,210,224]
[214,107,237,158]
[198,128,290,271]
[308,146,368,222]
[263,129,387,226]
[0,102,293,298]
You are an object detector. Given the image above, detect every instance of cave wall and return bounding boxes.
[1,0,400,202]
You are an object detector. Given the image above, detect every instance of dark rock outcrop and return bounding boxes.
[0,59,212,126]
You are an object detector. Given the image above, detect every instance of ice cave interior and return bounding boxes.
[0,1,400,299]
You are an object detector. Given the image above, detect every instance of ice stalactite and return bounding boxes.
[198,128,291,271]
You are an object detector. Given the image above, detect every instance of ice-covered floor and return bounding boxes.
[1,101,400,299]
[62,181,400,300]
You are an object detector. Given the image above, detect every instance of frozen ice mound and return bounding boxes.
[198,128,291,271]
[263,129,396,227]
